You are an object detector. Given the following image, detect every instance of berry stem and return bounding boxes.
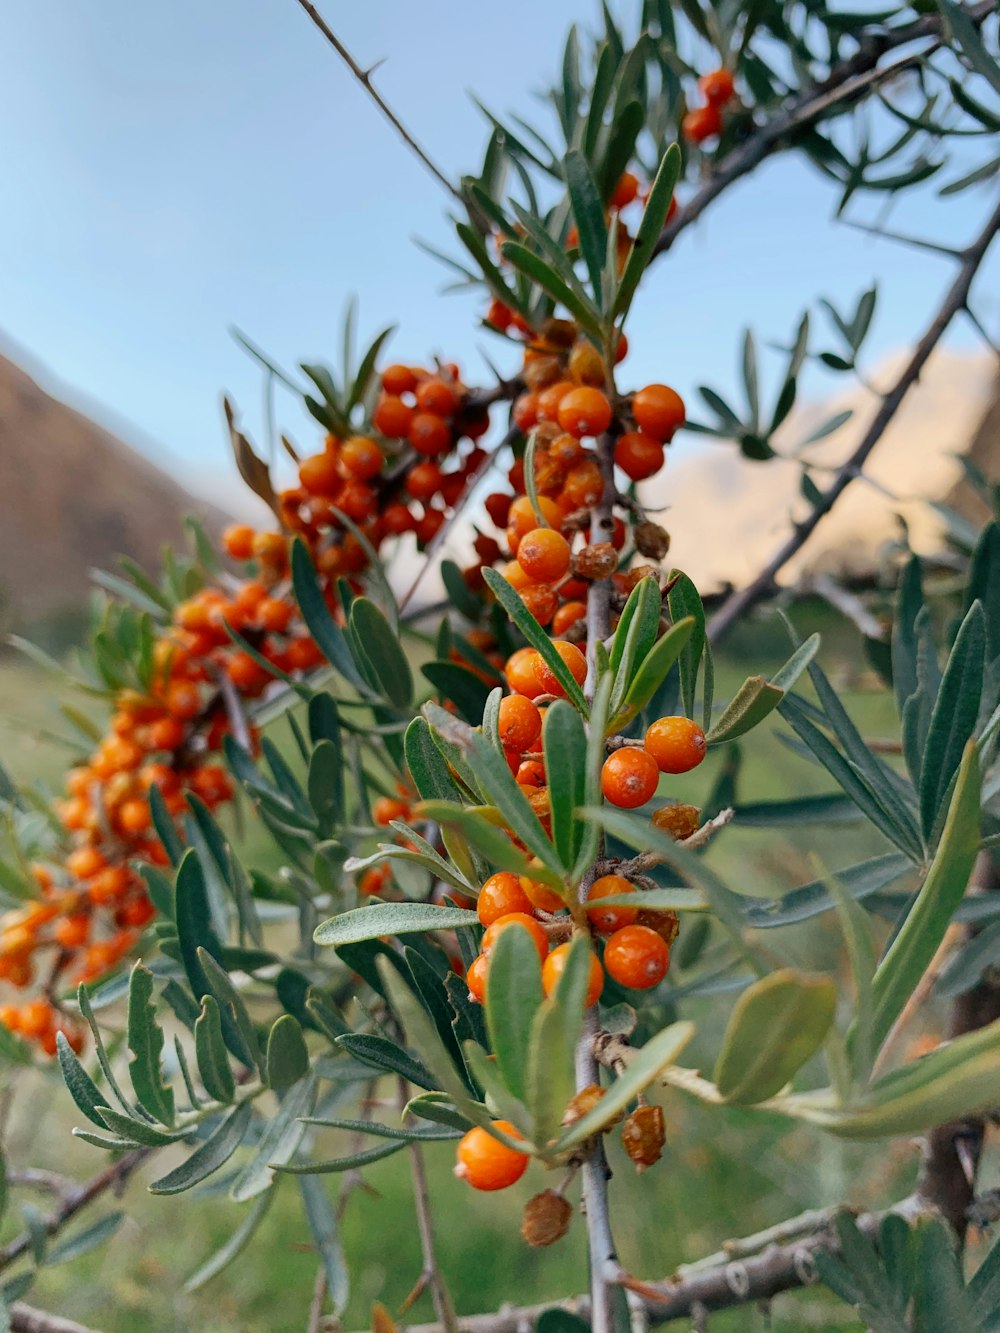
[400,1079,459,1333]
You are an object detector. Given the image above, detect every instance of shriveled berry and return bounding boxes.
[521,1191,573,1247]
[651,804,701,841]
[634,521,671,561]
[562,1083,606,1128]
[621,1104,665,1170]
[573,542,618,581]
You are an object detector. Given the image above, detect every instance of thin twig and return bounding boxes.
[292,1,463,203]
[9,1306,105,1333]
[307,1265,328,1333]
[399,1079,458,1333]
[707,191,1000,643]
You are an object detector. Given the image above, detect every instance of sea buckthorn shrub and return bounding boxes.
[0,2,999,1329]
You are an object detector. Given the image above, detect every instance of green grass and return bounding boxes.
[0,617,907,1332]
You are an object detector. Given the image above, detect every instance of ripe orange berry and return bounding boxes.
[551,600,587,636]
[381,364,417,396]
[517,528,571,584]
[257,597,294,634]
[516,759,546,788]
[586,875,639,933]
[507,495,562,546]
[497,696,542,752]
[339,435,383,481]
[561,459,604,508]
[604,924,670,989]
[486,298,513,330]
[477,872,533,926]
[519,875,564,914]
[20,1000,54,1039]
[536,380,575,423]
[66,846,107,881]
[615,431,665,482]
[568,341,605,387]
[166,681,201,720]
[118,798,152,836]
[88,865,130,905]
[455,1122,528,1191]
[505,648,545,700]
[409,412,451,456]
[610,171,640,209]
[557,386,613,438]
[416,378,460,417]
[601,749,659,808]
[54,914,91,949]
[699,68,735,105]
[466,953,489,1003]
[481,913,549,961]
[632,385,686,441]
[532,641,587,698]
[373,395,414,438]
[227,652,271,696]
[299,450,343,499]
[681,103,723,144]
[222,524,255,561]
[518,584,558,626]
[373,797,409,827]
[644,717,707,773]
[406,461,443,502]
[542,943,604,1007]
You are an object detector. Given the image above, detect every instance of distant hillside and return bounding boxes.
[0,350,228,640]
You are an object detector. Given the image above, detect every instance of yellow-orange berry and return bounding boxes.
[644,717,707,773]
[533,641,586,698]
[601,749,659,808]
[505,648,545,700]
[542,943,603,1008]
[517,528,571,584]
[557,386,612,438]
[466,954,489,1003]
[481,913,549,961]
[477,872,533,926]
[632,384,686,441]
[520,876,565,915]
[604,924,670,989]
[497,696,543,752]
[586,875,638,933]
[455,1122,528,1191]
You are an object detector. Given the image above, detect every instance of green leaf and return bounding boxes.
[290,539,370,693]
[500,242,603,340]
[415,800,539,882]
[314,902,478,948]
[668,575,707,721]
[714,969,838,1105]
[556,1022,694,1151]
[231,1073,316,1202]
[194,997,236,1105]
[865,742,980,1056]
[912,1216,972,1333]
[486,923,544,1105]
[543,701,588,874]
[706,676,784,744]
[611,617,695,728]
[96,1105,179,1147]
[349,598,412,708]
[148,1102,253,1195]
[526,998,573,1150]
[300,1117,460,1141]
[274,1141,406,1175]
[614,144,681,320]
[770,633,821,691]
[937,918,1000,998]
[298,1173,350,1315]
[404,717,468,804]
[483,567,589,714]
[185,1190,274,1292]
[919,601,985,839]
[608,577,663,717]
[422,661,493,726]
[336,1035,436,1091]
[308,740,343,834]
[56,1033,112,1130]
[936,0,1000,96]
[564,148,608,305]
[44,1211,125,1267]
[126,963,175,1126]
[197,947,261,1072]
[266,1015,309,1092]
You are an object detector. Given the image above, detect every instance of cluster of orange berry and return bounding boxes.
[682,68,736,144]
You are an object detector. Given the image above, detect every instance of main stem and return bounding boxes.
[578,429,621,1333]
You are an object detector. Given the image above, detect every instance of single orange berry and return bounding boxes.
[586,875,639,933]
[601,749,659,808]
[551,600,587,635]
[557,386,612,438]
[505,648,545,700]
[604,924,670,989]
[409,412,451,456]
[257,597,294,634]
[497,696,542,752]
[517,528,571,584]
[477,872,533,926]
[66,846,107,881]
[519,875,564,915]
[405,461,443,502]
[610,171,640,209]
[416,377,460,417]
[568,341,605,387]
[381,364,417,396]
[481,913,549,961]
[632,385,686,441]
[298,451,342,499]
[542,942,604,1007]
[516,759,547,788]
[518,584,558,626]
[118,798,152,836]
[533,641,586,698]
[166,681,201,720]
[615,431,665,482]
[681,103,723,144]
[373,394,414,438]
[466,953,489,1003]
[372,797,409,827]
[699,68,735,105]
[455,1122,528,1191]
[339,435,383,481]
[644,717,707,773]
[222,524,255,561]
[486,298,513,330]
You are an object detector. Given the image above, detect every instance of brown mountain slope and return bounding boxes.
[0,350,227,634]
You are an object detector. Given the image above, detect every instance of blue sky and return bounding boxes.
[1,1,996,504]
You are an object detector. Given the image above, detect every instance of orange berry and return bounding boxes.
[518,584,558,626]
[536,379,575,423]
[477,872,533,926]
[486,299,513,331]
[406,461,443,502]
[373,395,414,438]
[257,597,294,634]
[517,528,571,584]
[513,392,540,432]
[604,924,670,989]
[519,876,564,915]
[507,495,562,546]
[339,436,383,481]
[222,524,255,561]
[118,799,152,836]
[561,459,604,508]
[532,641,586,698]
[166,681,201,720]
[551,600,587,635]
[299,450,343,499]
[88,866,130,905]
[466,953,489,1003]
[557,386,613,438]
[505,648,545,700]
[586,875,639,933]
[455,1122,528,1191]
[699,68,735,105]
[373,797,409,827]
[416,378,460,417]
[568,341,605,386]
[227,652,271,696]
[601,749,659,808]
[66,846,107,881]
[542,943,603,1007]
[644,717,707,773]
[632,384,686,441]
[497,696,542,752]
[381,364,417,396]
[409,412,451,456]
[610,171,640,209]
[481,913,549,961]
[415,507,446,546]
[516,759,547,788]
[20,1000,54,1040]
[615,431,665,482]
[682,104,723,144]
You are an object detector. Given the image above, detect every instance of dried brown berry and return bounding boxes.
[521,1190,573,1247]
[634,521,671,561]
[635,908,681,948]
[540,317,578,349]
[619,565,659,594]
[622,1104,665,1170]
[562,1082,605,1127]
[651,804,701,841]
[523,355,563,391]
[573,542,618,581]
